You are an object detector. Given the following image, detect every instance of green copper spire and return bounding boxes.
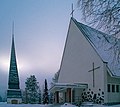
[8,23,20,89]
[7,23,22,104]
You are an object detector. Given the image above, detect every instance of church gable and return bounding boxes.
[58,18,104,85]
[73,18,120,77]
[51,18,120,104]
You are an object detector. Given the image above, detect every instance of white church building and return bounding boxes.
[50,18,120,104]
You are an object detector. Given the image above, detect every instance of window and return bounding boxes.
[116,85,119,92]
[107,84,110,92]
[112,85,115,92]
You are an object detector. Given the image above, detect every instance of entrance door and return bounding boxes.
[11,100,18,104]
[55,91,59,103]
[72,90,75,102]
[67,88,71,102]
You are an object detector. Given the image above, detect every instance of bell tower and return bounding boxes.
[7,23,22,104]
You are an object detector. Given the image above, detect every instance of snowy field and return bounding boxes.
[0,102,120,107]
[0,102,53,107]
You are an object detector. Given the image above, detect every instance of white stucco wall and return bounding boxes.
[57,18,120,104]
[58,19,105,93]
[107,71,120,103]
[74,88,83,102]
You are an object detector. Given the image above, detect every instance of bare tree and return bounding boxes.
[77,0,120,62]
[77,0,120,36]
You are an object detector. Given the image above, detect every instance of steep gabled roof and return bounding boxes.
[72,18,120,77]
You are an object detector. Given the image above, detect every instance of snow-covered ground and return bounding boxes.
[0,102,53,107]
[90,104,120,107]
[0,102,120,107]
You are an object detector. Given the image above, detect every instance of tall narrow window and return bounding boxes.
[112,85,115,92]
[107,84,110,92]
[116,85,119,92]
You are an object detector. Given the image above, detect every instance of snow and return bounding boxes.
[61,103,77,107]
[60,103,120,107]
[0,102,120,107]
[73,18,120,77]
[0,102,52,107]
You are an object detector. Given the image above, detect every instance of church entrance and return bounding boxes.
[66,88,72,103]
[11,100,18,104]
[50,83,88,104]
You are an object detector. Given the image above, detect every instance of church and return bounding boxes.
[7,24,22,104]
[50,18,120,104]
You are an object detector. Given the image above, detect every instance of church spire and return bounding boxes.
[8,22,20,89]
[12,21,14,39]
[7,23,22,104]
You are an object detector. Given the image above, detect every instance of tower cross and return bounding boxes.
[88,62,100,87]
[70,3,74,18]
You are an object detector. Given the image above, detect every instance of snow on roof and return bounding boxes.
[49,83,88,93]
[72,18,120,77]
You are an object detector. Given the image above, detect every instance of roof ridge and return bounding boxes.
[71,17,109,36]
[71,17,120,77]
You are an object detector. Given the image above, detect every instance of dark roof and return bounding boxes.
[72,18,120,77]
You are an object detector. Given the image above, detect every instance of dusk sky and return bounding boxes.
[0,0,82,97]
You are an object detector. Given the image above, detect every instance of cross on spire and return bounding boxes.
[88,62,100,87]
[70,3,75,18]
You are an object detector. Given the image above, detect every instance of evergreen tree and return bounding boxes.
[51,71,59,86]
[0,95,2,102]
[43,79,49,104]
[50,71,59,103]
[38,85,41,104]
[25,75,39,104]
